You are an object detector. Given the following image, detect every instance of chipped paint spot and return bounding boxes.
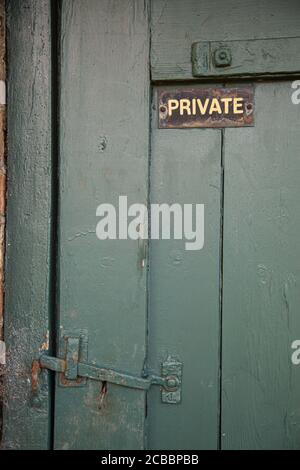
[100,257,115,268]
[39,331,49,352]
[257,264,272,286]
[68,230,96,242]
[98,136,108,152]
[169,250,183,266]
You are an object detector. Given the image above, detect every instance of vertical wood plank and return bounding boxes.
[0,0,6,442]
[54,0,150,450]
[222,81,300,449]
[3,0,52,449]
[147,87,222,449]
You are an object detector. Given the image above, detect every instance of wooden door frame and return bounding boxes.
[3,0,54,449]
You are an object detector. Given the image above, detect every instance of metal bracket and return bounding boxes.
[191,42,232,75]
[33,333,182,404]
[59,329,88,387]
[161,357,182,404]
[191,38,300,78]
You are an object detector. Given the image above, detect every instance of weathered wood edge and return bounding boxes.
[2,0,52,449]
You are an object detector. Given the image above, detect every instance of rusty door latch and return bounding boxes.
[32,332,182,404]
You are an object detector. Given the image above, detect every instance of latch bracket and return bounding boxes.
[34,332,182,404]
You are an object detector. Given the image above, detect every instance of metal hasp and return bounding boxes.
[34,334,182,404]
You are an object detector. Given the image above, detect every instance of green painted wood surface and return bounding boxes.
[54,0,150,450]
[3,0,52,450]
[192,38,300,78]
[147,87,222,449]
[151,0,300,80]
[5,0,300,451]
[221,81,300,449]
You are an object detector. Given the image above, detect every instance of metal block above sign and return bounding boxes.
[158,87,254,129]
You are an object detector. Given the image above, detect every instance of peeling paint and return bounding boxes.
[39,331,49,352]
[68,230,96,242]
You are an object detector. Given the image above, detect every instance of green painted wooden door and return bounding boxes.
[4,0,300,450]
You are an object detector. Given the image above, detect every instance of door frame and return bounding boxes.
[3,0,54,449]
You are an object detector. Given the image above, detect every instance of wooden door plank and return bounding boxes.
[3,0,52,449]
[222,81,300,449]
[147,87,222,449]
[54,0,150,450]
[151,0,300,80]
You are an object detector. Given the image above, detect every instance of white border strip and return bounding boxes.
[0,80,6,105]
[0,340,6,365]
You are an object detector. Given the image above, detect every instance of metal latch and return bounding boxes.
[32,332,182,405]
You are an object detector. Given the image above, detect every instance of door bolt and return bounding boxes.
[214,47,232,67]
[165,376,179,391]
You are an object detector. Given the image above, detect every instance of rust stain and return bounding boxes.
[59,372,84,387]
[31,360,40,393]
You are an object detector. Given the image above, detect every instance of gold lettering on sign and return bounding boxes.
[180,99,191,116]
[197,98,209,115]
[208,98,222,115]
[168,99,179,116]
[220,97,232,114]
[233,97,244,114]
[159,87,254,128]
[167,97,245,116]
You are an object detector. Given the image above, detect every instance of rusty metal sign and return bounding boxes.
[158,87,254,128]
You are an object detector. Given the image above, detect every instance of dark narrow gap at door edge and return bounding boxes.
[145,0,153,449]
[49,0,62,451]
[218,128,225,450]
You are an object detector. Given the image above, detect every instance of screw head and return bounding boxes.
[166,376,179,390]
[214,47,232,67]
